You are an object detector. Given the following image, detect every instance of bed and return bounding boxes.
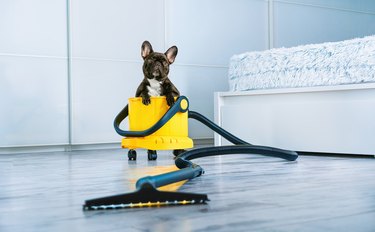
[215,36,375,155]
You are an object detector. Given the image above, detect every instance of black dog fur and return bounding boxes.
[136,41,179,106]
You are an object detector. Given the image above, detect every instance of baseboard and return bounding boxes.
[0,144,67,155]
[193,138,214,146]
[298,151,375,158]
[0,138,214,155]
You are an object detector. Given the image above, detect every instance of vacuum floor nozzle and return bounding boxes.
[83,183,209,211]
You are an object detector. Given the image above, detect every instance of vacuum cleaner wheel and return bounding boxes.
[128,149,137,161]
[147,150,157,160]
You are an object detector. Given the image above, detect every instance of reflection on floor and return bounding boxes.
[0,148,374,231]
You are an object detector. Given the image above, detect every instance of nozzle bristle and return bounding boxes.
[84,199,208,210]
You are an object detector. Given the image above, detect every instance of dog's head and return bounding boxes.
[141,41,178,82]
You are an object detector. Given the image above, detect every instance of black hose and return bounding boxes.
[188,110,250,145]
[113,104,129,135]
[172,112,298,170]
[175,145,298,169]
[133,107,298,190]
[113,96,298,190]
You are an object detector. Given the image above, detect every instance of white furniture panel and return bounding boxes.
[71,0,165,60]
[274,2,375,48]
[0,56,69,147]
[170,65,229,139]
[70,59,142,144]
[0,0,67,56]
[166,0,269,66]
[215,84,375,155]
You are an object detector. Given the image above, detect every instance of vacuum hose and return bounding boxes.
[83,96,298,210]
[115,96,298,189]
[135,109,298,190]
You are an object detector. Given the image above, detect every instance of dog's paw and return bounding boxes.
[166,95,175,106]
[142,97,151,105]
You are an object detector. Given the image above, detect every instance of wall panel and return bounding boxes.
[166,0,269,66]
[274,1,375,48]
[275,0,375,13]
[70,0,165,144]
[70,59,141,144]
[71,0,165,61]
[0,56,69,146]
[0,0,67,56]
[0,0,68,148]
[170,65,229,139]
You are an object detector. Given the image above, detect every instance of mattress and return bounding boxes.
[228,35,375,91]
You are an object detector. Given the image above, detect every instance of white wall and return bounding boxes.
[273,0,375,48]
[1,0,375,150]
[0,0,69,147]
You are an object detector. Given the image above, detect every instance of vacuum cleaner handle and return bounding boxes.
[113,96,189,137]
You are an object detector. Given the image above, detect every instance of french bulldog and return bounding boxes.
[136,40,179,106]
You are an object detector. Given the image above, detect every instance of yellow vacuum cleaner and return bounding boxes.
[83,96,298,210]
[120,96,193,160]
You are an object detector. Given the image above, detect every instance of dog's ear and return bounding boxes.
[141,41,153,59]
[165,46,178,64]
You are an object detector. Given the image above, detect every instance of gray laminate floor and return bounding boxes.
[0,148,374,232]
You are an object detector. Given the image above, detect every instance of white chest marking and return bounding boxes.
[147,79,162,96]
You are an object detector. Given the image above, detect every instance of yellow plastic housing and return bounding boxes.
[121,96,193,150]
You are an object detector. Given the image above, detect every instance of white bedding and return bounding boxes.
[228,35,375,91]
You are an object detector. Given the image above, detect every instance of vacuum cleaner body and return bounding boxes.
[121,97,193,158]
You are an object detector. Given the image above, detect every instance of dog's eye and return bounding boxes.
[145,60,152,67]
